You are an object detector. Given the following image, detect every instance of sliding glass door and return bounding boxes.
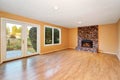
[1,18,40,61]
[26,26,38,55]
[6,23,22,59]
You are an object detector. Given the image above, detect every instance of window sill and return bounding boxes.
[44,43,61,46]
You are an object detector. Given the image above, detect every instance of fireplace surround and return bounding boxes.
[76,25,98,53]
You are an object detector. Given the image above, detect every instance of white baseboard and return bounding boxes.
[102,52,117,55]
[117,53,120,61]
[103,52,120,61]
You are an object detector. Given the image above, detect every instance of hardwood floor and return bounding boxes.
[0,49,120,80]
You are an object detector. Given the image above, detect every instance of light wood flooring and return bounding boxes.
[0,49,120,80]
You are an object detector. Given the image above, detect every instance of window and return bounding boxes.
[45,27,52,44]
[54,28,60,44]
[45,26,61,45]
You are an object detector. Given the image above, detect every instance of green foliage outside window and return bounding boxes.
[45,27,52,44]
[54,28,59,44]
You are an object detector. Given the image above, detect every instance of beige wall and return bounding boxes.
[0,16,2,64]
[99,24,118,54]
[118,20,120,50]
[68,28,78,49]
[67,24,118,54]
[0,11,69,56]
[117,19,120,59]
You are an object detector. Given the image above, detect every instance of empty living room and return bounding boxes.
[0,0,120,80]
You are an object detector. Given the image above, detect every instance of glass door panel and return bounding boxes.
[6,23,22,59]
[27,26,37,55]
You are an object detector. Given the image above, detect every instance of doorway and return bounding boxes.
[1,18,40,62]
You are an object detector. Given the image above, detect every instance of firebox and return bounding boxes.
[81,40,93,48]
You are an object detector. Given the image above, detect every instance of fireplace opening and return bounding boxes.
[81,40,93,48]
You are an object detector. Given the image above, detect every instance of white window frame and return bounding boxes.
[44,25,61,46]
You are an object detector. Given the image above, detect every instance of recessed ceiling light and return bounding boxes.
[54,6,59,10]
[78,21,82,24]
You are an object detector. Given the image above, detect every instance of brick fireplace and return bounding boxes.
[76,25,98,53]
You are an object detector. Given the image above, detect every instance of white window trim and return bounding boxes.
[44,25,61,46]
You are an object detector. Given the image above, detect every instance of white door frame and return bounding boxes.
[0,18,40,63]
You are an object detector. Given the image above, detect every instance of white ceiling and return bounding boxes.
[0,0,120,28]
